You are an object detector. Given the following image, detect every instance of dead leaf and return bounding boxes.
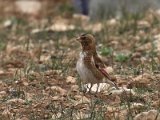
[73,111,90,120]
[105,66,114,74]
[70,85,79,93]
[24,92,33,101]
[137,43,152,52]
[0,81,7,90]
[51,96,60,101]
[73,14,89,21]
[2,108,13,120]
[83,23,102,32]
[154,34,160,52]
[0,91,7,98]
[52,112,62,119]
[128,73,154,88]
[134,109,160,120]
[16,117,29,120]
[66,76,76,84]
[137,20,151,29]
[130,103,144,110]
[74,96,90,106]
[50,86,67,96]
[107,18,118,26]
[7,98,25,104]
[50,22,75,31]
[0,71,14,79]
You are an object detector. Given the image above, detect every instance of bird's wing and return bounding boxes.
[93,54,111,80]
[93,54,119,89]
[83,52,119,89]
[83,52,104,82]
[84,61,104,80]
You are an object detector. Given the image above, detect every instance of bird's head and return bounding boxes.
[76,33,96,51]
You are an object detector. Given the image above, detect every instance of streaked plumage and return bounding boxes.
[76,33,119,89]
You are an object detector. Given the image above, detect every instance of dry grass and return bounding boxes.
[0,1,160,120]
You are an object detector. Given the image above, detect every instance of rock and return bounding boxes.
[3,19,12,28]
[111,86,135,96]
[84,83,135,96]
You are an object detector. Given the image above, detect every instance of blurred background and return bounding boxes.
[0,0,160,71]
[1,0,160,19]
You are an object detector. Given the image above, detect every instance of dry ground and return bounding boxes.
[0,1,160,120]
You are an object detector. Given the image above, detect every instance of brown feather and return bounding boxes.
[76,33,119,89]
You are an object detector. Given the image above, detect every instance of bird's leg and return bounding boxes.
[95,83,100,94]
[88,83,100,94]
[81,84,87,93]
[89,83,93,93]
[85,83,92,93]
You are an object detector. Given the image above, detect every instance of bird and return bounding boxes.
[76,33,119,91]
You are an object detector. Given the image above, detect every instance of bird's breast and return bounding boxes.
[76,54,88,82]
[76,52,97,83]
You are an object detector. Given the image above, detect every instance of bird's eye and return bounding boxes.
[81,36,86,40]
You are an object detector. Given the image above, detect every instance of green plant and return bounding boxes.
[0,40,6,51]
[100,47,113,56]
[115,53,129,63]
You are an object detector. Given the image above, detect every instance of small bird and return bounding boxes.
[76,33,119,91]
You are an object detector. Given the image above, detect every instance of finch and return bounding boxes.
[76,33,119,90]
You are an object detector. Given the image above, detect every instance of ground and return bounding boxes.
[0,1,160,120]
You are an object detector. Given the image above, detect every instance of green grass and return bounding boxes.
[115,53,129,63]
[100,47,113,56]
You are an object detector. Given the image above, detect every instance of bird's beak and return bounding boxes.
[76,37,81,42]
